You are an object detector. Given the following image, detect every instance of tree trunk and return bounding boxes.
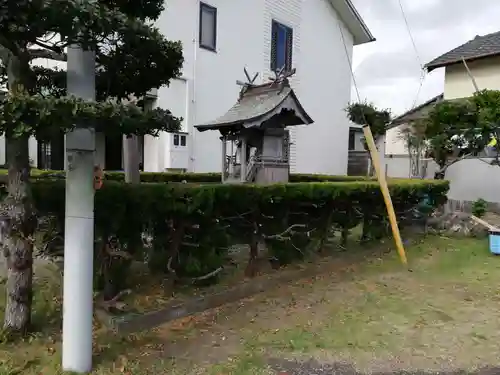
[123,135,140,183]
[2,136,36,335]
[245,221,260,277]
[245,233,259,277]
[434,165,446,179]
[1,52,37,335]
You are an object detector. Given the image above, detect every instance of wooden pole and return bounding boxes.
[363,125,408,266]
[461,57,480,92]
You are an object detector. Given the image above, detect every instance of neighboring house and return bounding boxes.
[0,0,374,175]
[381,94,442,179]
[380,30,500,205]
[426,30,500,99]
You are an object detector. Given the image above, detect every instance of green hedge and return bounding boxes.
[0,168,398,184]
[26,178,449,296]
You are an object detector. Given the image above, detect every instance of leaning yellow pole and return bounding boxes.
[363,125,408,266]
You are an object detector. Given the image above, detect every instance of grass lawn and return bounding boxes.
[1,235,499,374]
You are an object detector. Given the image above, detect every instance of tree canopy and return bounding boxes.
[424,90,500,177]
[346,101,391,141]
[0,0,184,138]
[0,0,184,335]
[0,0,183,97]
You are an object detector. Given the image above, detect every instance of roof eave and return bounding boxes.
[425,52,500,73]
[195,122,240,132]
[195,90,313,132]
[388,93,444,127]
[289,90,314,125]
[330,0,375,46]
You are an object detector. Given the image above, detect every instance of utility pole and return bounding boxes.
[62,45,96,373]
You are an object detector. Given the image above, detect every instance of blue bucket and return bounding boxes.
[489,230,500,255]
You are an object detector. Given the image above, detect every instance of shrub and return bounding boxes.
[26,178,449,295]
[472,198,488,218]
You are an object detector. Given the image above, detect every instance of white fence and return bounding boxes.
[384,155,500,204]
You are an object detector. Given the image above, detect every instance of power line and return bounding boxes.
[338,20,368,125]
[398,0,423,69]
[411,69,426,109]
[339,1,427,119]
[339,21,362,103]
[398,0,427,110]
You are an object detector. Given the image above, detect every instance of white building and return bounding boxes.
[1,0,374,175]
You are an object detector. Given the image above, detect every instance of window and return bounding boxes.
[271,20,293,72]
[199,3,217,51]
[173,134,179,146]
[348,129,356,151]
[180,135,186,146]
[40,143,52,170]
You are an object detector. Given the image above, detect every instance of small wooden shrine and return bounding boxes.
[195,68,313,184]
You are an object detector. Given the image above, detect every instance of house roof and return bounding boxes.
[330,0,375,45]
[425,31,500,72]
[389,94,444,127]
[195,79,313,132]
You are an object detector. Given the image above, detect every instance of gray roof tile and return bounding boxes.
[390,94,444,126]
[195,80,313,131]
[425,30,500,71]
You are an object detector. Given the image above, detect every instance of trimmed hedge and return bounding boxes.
[0,168,395,184]
[26,178,449,296]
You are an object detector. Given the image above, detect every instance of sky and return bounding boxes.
[349,0,500,117]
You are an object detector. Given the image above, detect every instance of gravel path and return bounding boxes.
[268,359,500,375]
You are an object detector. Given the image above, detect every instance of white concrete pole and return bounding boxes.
[62,45,96,373]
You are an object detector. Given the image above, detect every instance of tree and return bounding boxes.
[346,102,391,175]
[397,119,429,178]
[424,90,499,179]
[0,0,183,335]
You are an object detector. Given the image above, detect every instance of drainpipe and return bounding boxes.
[189,7,199,172]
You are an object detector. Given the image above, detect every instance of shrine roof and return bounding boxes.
[195,79,313,132]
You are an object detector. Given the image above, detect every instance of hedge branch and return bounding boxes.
[191,267,223,282]
[263,224,306,240]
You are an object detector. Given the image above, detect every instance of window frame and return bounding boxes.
[348,129,356,151]
[199,2,217,52]
[270,20,293,72]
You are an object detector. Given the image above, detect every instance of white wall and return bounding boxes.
[295,0,354,174]
[155,0,265,173]
[154,0,358,174]
[0,0,362,175]
[385,124,409,155]
[445,158,500,203]
[352,130,365,151]
[383,155,500,204]
[444,56,500,99]
[383,155,438,179]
